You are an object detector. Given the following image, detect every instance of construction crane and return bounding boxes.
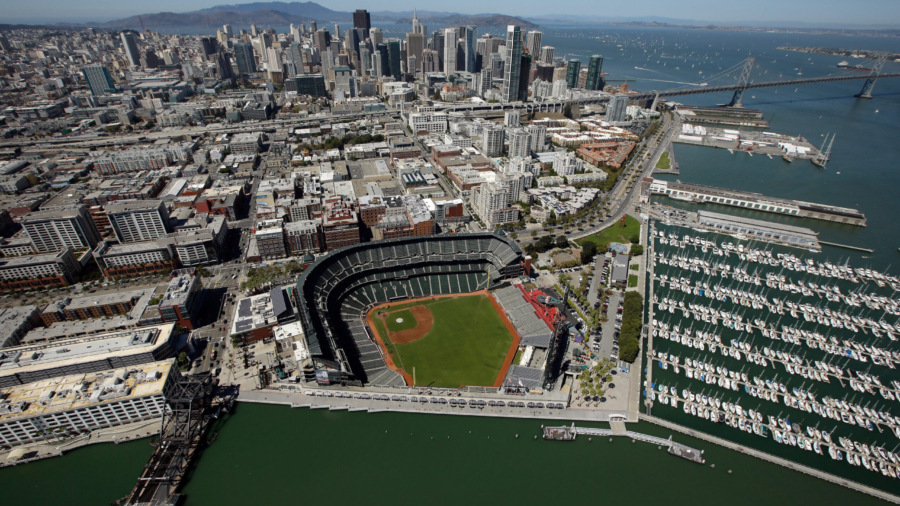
[813,133,834,168]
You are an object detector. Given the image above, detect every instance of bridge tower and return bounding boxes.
[727,57,756,108]
[856,54,887,99]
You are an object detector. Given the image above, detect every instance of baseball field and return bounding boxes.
[368,292,519,388]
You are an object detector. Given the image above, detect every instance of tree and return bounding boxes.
[630,244,644,256]
[580,241,598,264]
[531,230,537,238]
[629,234,640,244]
[555,235,569,249]
[177,351,189,369]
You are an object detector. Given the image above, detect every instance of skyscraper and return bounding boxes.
[290,24,301,42]
[388,40,402,80]
[120,32,140,67]
[314,30,330,52]
[585,55,604,91]
[501,25,523,103]
[526,30,542,59]
[566,59,581,89]
[540,46,555,65]
[463,26,477,73]
[432,30,445,71]
[377,43,389,77]
[406,32,424,74]
[370,27,383,47]
[233,43,255,74]
[83,65,116,96]
[353,10,371,38]
[223,24,234,38]
[442,28,457,75]
[216,51,235,79]
[607,95,628,122]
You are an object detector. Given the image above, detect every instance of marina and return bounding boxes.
[645,217,900,495]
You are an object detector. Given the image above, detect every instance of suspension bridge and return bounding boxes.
[439,55,899,114]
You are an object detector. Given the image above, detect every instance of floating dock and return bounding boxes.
[648,179,866,227]
[542,423,705,463]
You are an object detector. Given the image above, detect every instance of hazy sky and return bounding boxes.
[3,0,900,26]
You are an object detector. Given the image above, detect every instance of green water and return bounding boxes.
[3,403,890,506]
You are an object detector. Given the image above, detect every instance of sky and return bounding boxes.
[2,0,900,27]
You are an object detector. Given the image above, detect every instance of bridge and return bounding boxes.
[437,55,898,114]
[122,373,215,506]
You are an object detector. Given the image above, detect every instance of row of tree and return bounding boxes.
[618,291,644,363]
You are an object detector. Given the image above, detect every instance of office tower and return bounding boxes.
[142,49,160,69]
[359,47,371,74]
[288,41,303,63]
[540,46,554,65]
[314,29,330,52]
[266,48,283,71]
[334,23,341,40]
[526,30,542,58]
[23,206,100,253]
[406,32,424,74]
[374,51,384,78]
[376,43,389,77]
[388,40,402,80]
[120,32,140,67]
[310,21,317,33]
[251,24,259,36]
[518,53,532,101]
[83,65,116,96]
[432,30,445,70]
[422,49,437,73]
[534,63,554,82]
[370,27,383,47]
[607,94,628,122]
[353,9,371,38]
[462,26,477,73]
[290,24,301,42]
[233,42,254,74]
[412,9,422,34]
[478,67,492,96]
[566,59,581,89]
[106,201,170,244]
[482,124,504,157]
[501,25,523,103]
[162,49,180,66]
[216,51,235,79]
[585,55,604,91]
[527,124,547,152]
[490,53,504,79]
[442,28,457,75]
[200,37,217,59]
[224,24,233,38]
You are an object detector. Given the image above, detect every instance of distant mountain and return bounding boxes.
[104,9,315,29]
[394,14,538,28]
[195,2,351,22]
[103,2,537,30]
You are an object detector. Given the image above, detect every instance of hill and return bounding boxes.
[104,9,313,29]
[395,14,537,28]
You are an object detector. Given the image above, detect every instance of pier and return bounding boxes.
[541,424,706,463]
[818,241,875,253]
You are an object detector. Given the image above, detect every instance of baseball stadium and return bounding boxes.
[295,233,527,388]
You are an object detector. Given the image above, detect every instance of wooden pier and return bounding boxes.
[818,241,874,253]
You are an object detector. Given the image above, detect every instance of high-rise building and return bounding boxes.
[463,26,477,73]
[527,124,547,152]
[353,9,371,38]
[501,25,523,103]
[566,59,581,89]
[482,123,504,156]
[551,79,568,99]
[106,201,170,244]
[251,24,259,36]
[376,43,389,77]
[216,51,235,79]
[233,43,255,74]
[314,30,330,52]
[478,67,492,96]
[406,32,424,74]
[370,27,383,47]
[266,47,283,70]
[310,21,318,33]
[223,24,234,38]
[432,30,445,71]
[607,94,629,122]
[540,46,554,65]
[290,24,301,42]
[120,32,141,67]
[504,110,520,127]
[83,65,116,96]
[518,53,532,102]
[442,28,457,75]
[507,128,532,158]
[388,40,402,80]
[23,206,101,253]
[142,49,160,69]
[526,30,542,59]
[585,55,604,91]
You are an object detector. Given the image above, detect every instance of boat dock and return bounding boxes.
[648,180,867,227]
[541,423,705,463]
[818,241,874,253]
[674,124,821,160]
[675,106,769,128]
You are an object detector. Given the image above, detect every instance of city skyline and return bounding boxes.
[3,0,900,27]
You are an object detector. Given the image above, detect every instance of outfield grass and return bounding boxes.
[384,309,418,332]
[655,151,671,170]
[579,214,641,248]
[513,349,523,365]
[374,294,514,388]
